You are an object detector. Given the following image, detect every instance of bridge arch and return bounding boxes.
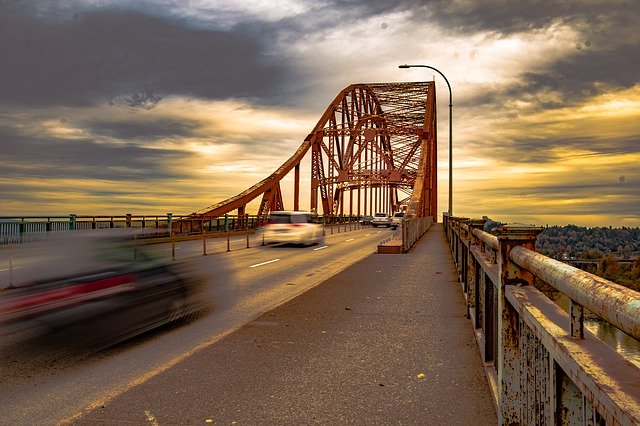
[193,81,437,221]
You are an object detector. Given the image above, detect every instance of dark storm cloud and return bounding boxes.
[84,117,202,140]
[477,179,640,218]
[466,135,640,166]
[0,128,192,181]
[407,1,640,102]
[413,0,638,38]
[511,42,640,108]
[0,1,286,107]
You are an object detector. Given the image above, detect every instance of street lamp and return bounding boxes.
[399,64,453,217]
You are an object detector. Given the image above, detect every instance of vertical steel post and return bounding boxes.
[466,219,486,321]
[495,225,543,424]
[570,300,585,339]
[294,163,300,211]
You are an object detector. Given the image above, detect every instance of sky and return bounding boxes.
[1,0,639,227]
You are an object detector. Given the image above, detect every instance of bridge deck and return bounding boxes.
[78,224,497,424]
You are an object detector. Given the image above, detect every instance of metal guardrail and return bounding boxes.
[444,213,640,425]
[0,213,364,245]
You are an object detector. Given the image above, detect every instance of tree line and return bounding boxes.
[483,218,640,292]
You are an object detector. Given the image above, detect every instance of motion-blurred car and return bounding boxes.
[262,211,324,246]
[359,215,374,226]
[371,212,391,228]
[0,230,204,346]
[390,212,405,229]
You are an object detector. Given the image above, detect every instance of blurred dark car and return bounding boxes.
[0,230,204,346]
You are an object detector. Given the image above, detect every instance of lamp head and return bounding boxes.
[398,64,411,69]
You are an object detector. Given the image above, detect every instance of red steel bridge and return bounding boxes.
[192,82,438,221]
[2,81,640,424]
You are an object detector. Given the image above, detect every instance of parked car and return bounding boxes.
[390,212,405,229]
[0,230,205,346]
[371,212,391,228]
[262,211,324,246]
[359,215,374,226]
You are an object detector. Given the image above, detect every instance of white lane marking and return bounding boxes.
[250,258,280,268]
[0,266,25,272]
[313,245,328,251]
[346,238,354,242]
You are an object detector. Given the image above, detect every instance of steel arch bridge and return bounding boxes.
[193,81,438,221]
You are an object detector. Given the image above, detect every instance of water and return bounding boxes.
[553,293,640,368]
[584,319,640,369]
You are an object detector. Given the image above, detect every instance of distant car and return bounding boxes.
[0,230,205,346]
[390,212,405,229]
[371,212,391,228]
[360,215,374,226]
[262,211,324,246]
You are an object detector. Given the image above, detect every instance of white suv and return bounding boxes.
[262,211,324,245]
[371,212,391,228]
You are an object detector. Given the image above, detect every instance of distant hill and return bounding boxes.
[481,217,640,260]
[535,224,639,260]
[481,217,640,292]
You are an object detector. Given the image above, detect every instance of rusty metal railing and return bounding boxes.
[444,213,640,425]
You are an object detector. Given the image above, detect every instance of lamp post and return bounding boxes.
[399,64,453,216]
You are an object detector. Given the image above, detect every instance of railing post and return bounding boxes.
[18,220,26,242]
[570,300,585,339]
[126,213,132,228]
[495,225,543,424]
[466,219,486,321]
[69,214,77,231]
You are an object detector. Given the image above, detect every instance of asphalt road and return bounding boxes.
[0,226,390,424]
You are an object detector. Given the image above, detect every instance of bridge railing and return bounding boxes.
[0,214,264,244]
[444,213,640,425]
[401,216,433,252]
[0,213,369,245]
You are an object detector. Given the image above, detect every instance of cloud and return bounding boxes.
[0,1,287,107]
[0,0,638,225]
[0,94,317,215]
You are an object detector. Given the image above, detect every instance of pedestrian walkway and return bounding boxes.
[77,223,497,425]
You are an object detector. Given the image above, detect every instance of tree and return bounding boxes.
[597,254,621,281]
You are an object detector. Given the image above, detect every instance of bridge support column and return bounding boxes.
[294,163,300,211]
[496,225,543,424]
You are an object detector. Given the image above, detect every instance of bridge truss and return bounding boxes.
[193,81,438,221]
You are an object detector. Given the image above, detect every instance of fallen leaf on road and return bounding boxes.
[417,373,426,379]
